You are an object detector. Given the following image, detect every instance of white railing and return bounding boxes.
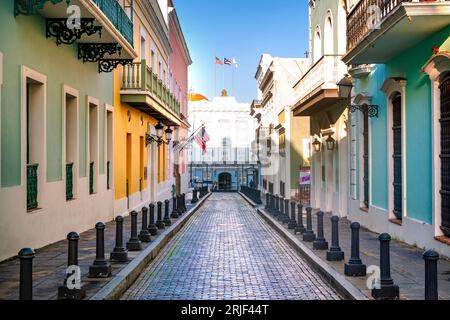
[294,55,347,104]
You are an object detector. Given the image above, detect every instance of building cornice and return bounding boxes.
[169,8,193,66]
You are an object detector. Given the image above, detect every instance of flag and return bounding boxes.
[232,58,238,68]
[194,126,210,155]
[224,58,232,65]
[215,57,223,65]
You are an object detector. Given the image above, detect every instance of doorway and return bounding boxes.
[218,172,232,191]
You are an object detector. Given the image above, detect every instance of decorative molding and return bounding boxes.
[98,59,133,73]
[78,43,122,63]
[46,18,102,46]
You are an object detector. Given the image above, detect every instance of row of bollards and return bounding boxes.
[18,193,190,300]
[240,185,262,204]
[264,192,442,300]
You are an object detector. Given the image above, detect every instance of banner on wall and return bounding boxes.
[299,168,311,186]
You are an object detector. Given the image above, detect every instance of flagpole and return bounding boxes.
[232,65,234,97]
[222,63,225,94]
[214,58,217,97]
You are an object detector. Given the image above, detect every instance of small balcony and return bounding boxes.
[14,0,137,71]
[292,55,347,116]
[344,0,450,65]
[121,60,182,127]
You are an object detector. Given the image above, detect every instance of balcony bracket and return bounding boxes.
[15,0,69,16]
[349,104,379,118]
[78,43,122,63]
[99,59,133,73]
[46,18,103,46]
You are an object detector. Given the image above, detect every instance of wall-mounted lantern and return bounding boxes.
[146,121,172,146]
[325,135,336,151]
[312,137,322,153]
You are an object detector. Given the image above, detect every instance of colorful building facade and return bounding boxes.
[343,0,450,256]
[0,0,136,261]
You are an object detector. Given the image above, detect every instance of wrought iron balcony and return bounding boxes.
[345,0,450,64]
[292,55,347,116]
[27,164,39,210]
[121,60,182,125]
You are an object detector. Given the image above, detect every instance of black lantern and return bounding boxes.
[312,138,321,152]
[326,135,336,151]
[165,127,173,143]
[337,74,353,99]
[155,121,164,140]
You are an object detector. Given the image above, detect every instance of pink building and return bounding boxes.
[168,0,192,194]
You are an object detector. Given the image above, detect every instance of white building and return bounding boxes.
[253,54,311,201]
[188,91,258,190]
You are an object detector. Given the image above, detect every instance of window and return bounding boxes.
[362,107,369,208]
[269,182,274,194]
[392,94,402,220]
[279,129,286,157]
[151,50,155,70]
[440,73,450,237]
[280,181,285,198]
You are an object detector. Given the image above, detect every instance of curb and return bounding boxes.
[90,192,212,300]
[239,192,367,300]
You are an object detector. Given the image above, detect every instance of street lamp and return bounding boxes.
[146,121,172,146]
[312,138,321,153]
[326,135,336,151]
[337,74,353,99]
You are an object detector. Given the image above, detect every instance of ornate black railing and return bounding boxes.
[66,162,74,201]
[240,185,262,204]
[27,164,39,210]
[89,161,94,194]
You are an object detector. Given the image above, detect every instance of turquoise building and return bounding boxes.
[343,0,450,257]
[0,0,137,261]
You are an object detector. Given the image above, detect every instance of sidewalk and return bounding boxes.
[251,196,450,300]
[0,191,204,300]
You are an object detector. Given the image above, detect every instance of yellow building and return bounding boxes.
[114,0,183,215]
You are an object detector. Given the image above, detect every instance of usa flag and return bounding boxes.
[194,126,210,155]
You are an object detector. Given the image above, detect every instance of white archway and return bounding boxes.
[313,26,322,64]
[324,11,334,55]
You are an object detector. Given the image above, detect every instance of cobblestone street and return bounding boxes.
[121,193,340,300]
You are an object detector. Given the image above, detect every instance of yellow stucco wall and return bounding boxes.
[113,69,168,200]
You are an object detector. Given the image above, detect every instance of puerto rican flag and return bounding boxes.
[194,126,210,155]
[224,58,232,65]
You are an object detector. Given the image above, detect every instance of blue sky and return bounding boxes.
[174,0,309,103]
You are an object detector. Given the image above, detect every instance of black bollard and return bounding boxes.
[303,207,316,242]
[278,197,284,221]
[269,194,274,213]
[110,216,128,262]
[265,193,269,210]
[313,211,329,250]
[58,232,86,300]
[275,195,280,217]
[283,199,291,223]
[295,204,306,234]
[177,195,183,215]
[326,216,344,261]
[147,203,158,236]
[139,207,151,242]
[164,199,172,226]
[288,201,297,229]
[171,196,179,218]
[344,222,367,276]
[191,189,199,204]
[182,193,187,212]
[156,201,165,229]
[371,233,399,300]
[127,211,142,251]
[89,222,112,278]
[423,250,439,300]
[18,248,35,300]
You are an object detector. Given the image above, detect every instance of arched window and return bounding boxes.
[392,93,403,220]
[440,73,450,236]
[313,27,322,64]
[324,14,333,55]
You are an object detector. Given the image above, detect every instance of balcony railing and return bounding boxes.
[347,0,446,52]
[66,162,74,201]
[27,164,39,210]
[91,0,134,47]
[122,60,181,116]
[294,55,346,104]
